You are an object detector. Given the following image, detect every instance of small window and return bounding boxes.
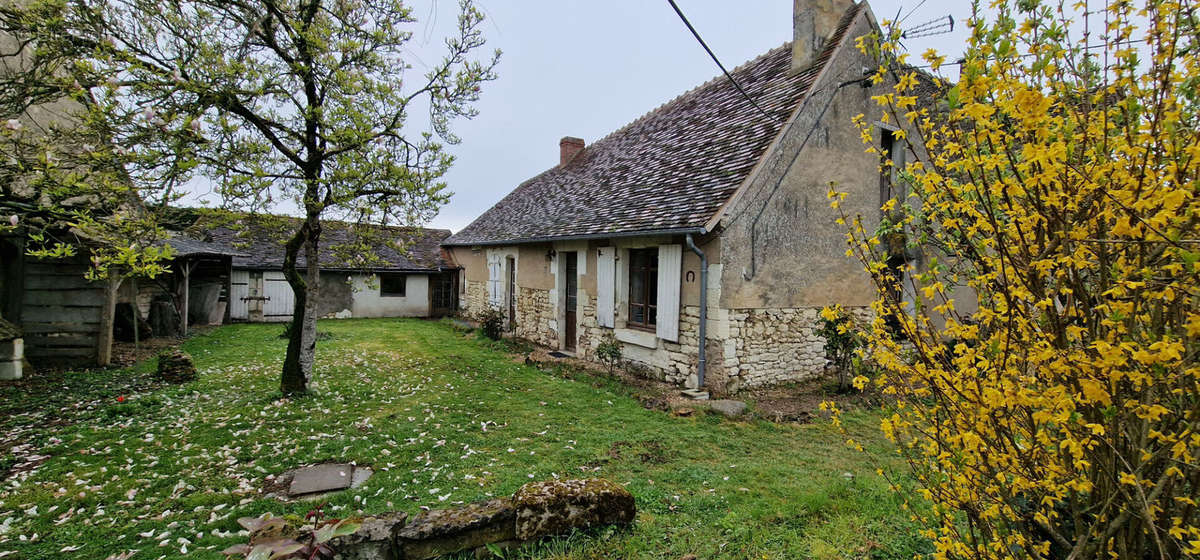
[628,248,658,329]
[880,128,907,213]
[380,274,407,297]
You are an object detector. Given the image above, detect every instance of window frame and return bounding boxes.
[626,248,658,331]
[379,273,407,297]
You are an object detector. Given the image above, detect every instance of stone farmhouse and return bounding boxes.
[443,0,918,393]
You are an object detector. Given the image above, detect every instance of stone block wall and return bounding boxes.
[722,306,871,388]
[725,308,826,387]
[463,280,488,317]
[514,287,556,348]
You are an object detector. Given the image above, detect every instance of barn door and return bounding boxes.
[262,271,295,322]
[229,270,249,320]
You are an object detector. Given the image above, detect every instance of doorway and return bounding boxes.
[564,252,577,351]
[505,256,516,331]
[431,271,458,316]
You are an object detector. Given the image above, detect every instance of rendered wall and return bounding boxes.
[717,11,883,311]
[350,273,431,318]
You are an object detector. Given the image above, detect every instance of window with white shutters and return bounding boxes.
[628,248,658,330]
[596,248,615,328]
[656,244,682,342]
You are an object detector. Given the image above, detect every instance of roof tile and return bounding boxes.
[444,10,861,246]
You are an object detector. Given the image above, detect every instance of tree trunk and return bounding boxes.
[280,215,321,395]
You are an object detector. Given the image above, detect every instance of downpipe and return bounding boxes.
[685,233,707,388]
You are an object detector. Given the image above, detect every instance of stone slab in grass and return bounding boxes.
[513,478,636,540]
[709,399,748,418]
[397,498,516,560]
[288,463,355,496]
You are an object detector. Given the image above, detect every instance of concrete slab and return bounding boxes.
[289,463,355,496]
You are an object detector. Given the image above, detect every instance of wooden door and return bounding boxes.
[564,252,577,351]
[229,270,249,320]
[505,257,516,331]
[431,271,457,316]
[262,271,295,322]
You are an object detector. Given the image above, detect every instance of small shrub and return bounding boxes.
[816,305,864,392]
[478,308,505,341]
[595,333,622,375]
[222,504,358,559]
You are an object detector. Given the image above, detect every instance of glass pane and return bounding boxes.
[631,267,645,304]
[631,303,645,325]
[648,269,658,305]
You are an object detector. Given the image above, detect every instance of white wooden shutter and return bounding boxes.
[487,257,502,308]
[596,248,615,328]
[656,244,682,342]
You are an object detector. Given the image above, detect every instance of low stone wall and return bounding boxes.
[322,478,635,560]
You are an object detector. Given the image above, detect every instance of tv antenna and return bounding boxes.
[901,15,955,39]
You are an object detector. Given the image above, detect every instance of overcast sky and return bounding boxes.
[426,0,970,233]
[180,1,972,231]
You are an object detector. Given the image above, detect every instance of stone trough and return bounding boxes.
[327,477,635,560]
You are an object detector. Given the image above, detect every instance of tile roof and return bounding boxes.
[444,4,862,246]
[160,236,248,258]
[187,214,454,272]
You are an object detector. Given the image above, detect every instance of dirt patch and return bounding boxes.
[110,326,215,367]
[518,347,881,424]
[602,440,672,468]
[740,378,886,423]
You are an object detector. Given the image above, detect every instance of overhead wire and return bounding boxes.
[665,0,782,125]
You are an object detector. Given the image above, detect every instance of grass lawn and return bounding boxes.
[0,319,927,559]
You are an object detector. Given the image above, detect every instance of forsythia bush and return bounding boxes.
[831,0,1200,558]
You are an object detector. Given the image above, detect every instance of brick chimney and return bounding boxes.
[559,136,585,166]
[792,0,855,73]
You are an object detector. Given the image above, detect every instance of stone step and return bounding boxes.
[680,389,710,401]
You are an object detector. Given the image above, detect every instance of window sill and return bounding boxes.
[615,328,658,349]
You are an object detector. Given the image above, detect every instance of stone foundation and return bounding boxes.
[575,304,874,391]
[460,274,870,392]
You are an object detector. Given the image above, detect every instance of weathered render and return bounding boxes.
[446,0,916,391]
